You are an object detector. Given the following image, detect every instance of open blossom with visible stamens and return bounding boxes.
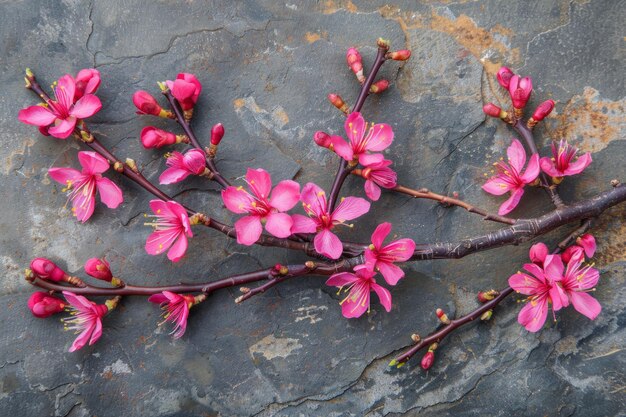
[326,265,392,318]
[482,139,540,215]
[291,183,370,259]
[62,291,108,352]
[555,253,601,320]
[508,75,533,109]
[18,73,102,139]
[159,149,207,184]
[509,255,565,332]
[28,292,66,318]
[48,151,124,222]
[329,112,394,166]
[166,73,202,111]
[360,159,397,201]
[145,200,192,262]
[365,222,415,285]
[148,291,199,339]
[540,139,592,179]
[74,69,101,100]
[222,168,300,245]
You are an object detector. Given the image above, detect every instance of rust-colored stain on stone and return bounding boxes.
[593,206,626,264]
[304,31,328,44]
[546,87,625,153]
[321,0,358,14]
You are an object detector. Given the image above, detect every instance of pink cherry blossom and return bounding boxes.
[540,139,592,179]
[74,69,101,100]
[508,255,565,332]
[144,200,192,262]
[166,73,202,111]
[140,126,179,149]
[18,74,102,139]
[508,75,532,109]
[562,245,584,264]
[222,168,300,245]
[529,242,549,266]
[61,291,108,352]
[482,139,540,215]
[364,222,415,285]
[496,67,514,89]
[148,291,195,339]
[133,91,164,116]
[48,151,124,222]
[159,149,207,184]
[326,265,392,318]
[84,258,113,282]
[577,234,596,258]
[557,254,601,320]
[28,292,66,318]
[329,112,394,166]
[360,159,397,201]
[291,183,370,259]
[30,257,67,282]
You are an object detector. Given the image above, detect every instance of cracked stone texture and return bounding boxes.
[1,0,625,416]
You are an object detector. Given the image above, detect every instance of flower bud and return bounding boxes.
[133,90,163,116]
[576,234,596,258]
[531,99,555,122]
[30,258,66,282]
[140,126,177,149]
[377,38,390,50]
[436,308,450,324]
[562,245,584,264]
[386,50,411,61]
[346,47,365,83]
[481,310,493,321]
[313,131,332,148]
[28,292,66,318]
[411,333,421,343]
[74,68,101,100]
[508,75,533,109]
[327,93,350,114]
[497,67,514,89]
[84,258,113,282]
[421,351,435,370]
[477,289,499,303]
[483,103,503,118]
[369,79,389,94]
[168,73,202,111]
[529,242,549,265]
[210,123,225,146]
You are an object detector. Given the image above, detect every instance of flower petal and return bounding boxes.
[145,229,178,255]
[507,139,527,172]
[235,215,263,245]
[96,177,123,209]
[482,177,513,196]
[290,214,317,233]
[563,153,592,176]
[78,151,110,174]
[381,238,416,262]
[540,157,560,177]
[159,167,191,185]
[246,168,272,199]
[517,297,549,332]
[364,124,394,152]
[167,233,188,262]
[509,272,541,295]
[300,182,327,217]
[62,291,94,312]
[329,136,353,162]
[543,254,565,283]
[344,112,365,147]
[222,186,254,214]
[326,272,358,287]
[264,212,293,238]
[364,179,381,201]
[570,292,601,320]
[371,283,392,312]
[332,197,370,222]
[520,153,540,184]
[498,187,524,215]
[70,94,102,119]
[358,153,384,166]
[72,187,96,223]
[148,294,168,304]
[18,105,57,126]
[269,180,300,211]
[371,222,391,249]
[89,318,103,346]
[377,262,405,286]
[48,167,81,185]
[69,324,94,352]
[314,229,343,259]
[56,75,76,110]
[48,117,77,139]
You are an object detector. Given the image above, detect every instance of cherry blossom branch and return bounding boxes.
[328,41,389,212]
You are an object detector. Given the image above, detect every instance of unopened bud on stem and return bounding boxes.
[369,79,389,94]
[436,308,450,324]
[481,310,493,321]
[346,47,365,83]
[477,290,499,303]
[527,99,555,128]
[411,333,421,343]
[327,93,350,114]
[386,50,411,61]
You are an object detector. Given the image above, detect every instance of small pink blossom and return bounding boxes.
[562,245,584,264]
[84,258,113,282]
[148,291,196,339]
[497,67,514,89]
[140,126,178,149]
[556,254,602,320]
[48,151,124,222]
[577,234,596,258]
[531,99,555,122]
[74,69,101,100]
[364,222,415,285]
[540,139,592,179]
[133,91,164,116]
[508,75,533,109]
[330,112,394,166]
[291,183,370,259]
[326,265,392,318]
[167,73,202,111]
[482,139,540,215]
[30,258,67,282]
[529,242,549,266]
[509,255,565,332]
[159,149,207,184]
[360,159,397,201]
[145,200,193,262]
[18,73,102,139]
[28,292,66,318]
[61,291,108,352]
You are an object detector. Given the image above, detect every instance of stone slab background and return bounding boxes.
[0,0,624,416]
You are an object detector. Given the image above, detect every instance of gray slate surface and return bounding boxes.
[1,1,625,416]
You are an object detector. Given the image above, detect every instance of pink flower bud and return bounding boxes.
[369,79,389,94]
[210,123,225,146]
[313,131,332,148]
[84,258,113,282]
[140,126,177,149]
[529,242,549,265]
[497,67,514,89]
[133,91,163,116]
[508,75,533,109]
[30,258,66,282]
[562,245,584,264]
[483,103,502,118]
[532,100,555,121]
[346,47,362,73]
[386,50,411,61]
[169,73,202,111]
[576,234,596,258]
[74,69,101,100]
[328,93,348,113]
[478,290,499,303]
[421,351,435,370]
[28,292,66,318]
[436,308,450,324]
